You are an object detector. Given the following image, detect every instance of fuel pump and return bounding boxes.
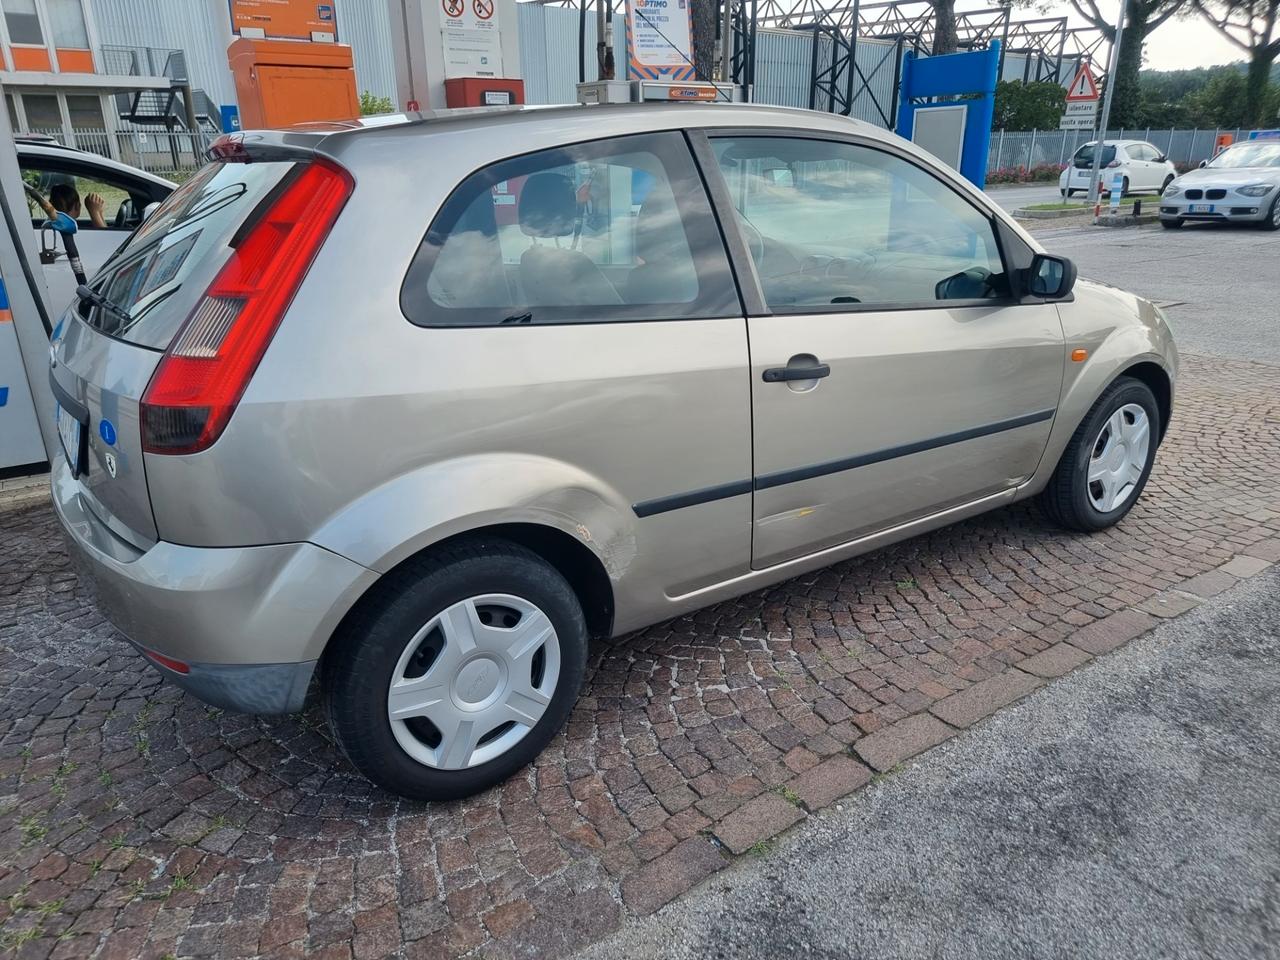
[23,183,88,289]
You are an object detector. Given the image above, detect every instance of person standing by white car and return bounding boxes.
[1059,140,1178,198]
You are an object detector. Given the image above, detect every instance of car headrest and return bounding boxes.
[634,184,681,263]
[519,173,577,238]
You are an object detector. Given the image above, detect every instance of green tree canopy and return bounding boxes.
[992,80,1068,130]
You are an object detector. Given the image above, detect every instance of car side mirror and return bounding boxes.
[142,201,161,221]
[1026,254,1076,300]
[1198,159,1208,169]
[1156,154,1167,163]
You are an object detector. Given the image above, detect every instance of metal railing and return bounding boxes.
[98,45,187,81]
[19,127,210,178]
[988,127,1255,176]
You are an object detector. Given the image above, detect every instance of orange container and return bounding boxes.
[228,38,358,129]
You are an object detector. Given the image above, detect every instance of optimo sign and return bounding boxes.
[228,0,337,42]
[626,0,695,81]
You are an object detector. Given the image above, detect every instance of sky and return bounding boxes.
[1042,1,1243,71]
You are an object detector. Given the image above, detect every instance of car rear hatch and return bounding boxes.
[48,146,332,547]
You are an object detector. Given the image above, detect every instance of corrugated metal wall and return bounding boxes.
[338,0,396,102]
[91,0,237,107]
[90,0,397,110]
[88,1,903,125]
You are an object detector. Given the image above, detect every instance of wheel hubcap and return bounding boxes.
[387,594,560,770]
[1087,403,1151,513]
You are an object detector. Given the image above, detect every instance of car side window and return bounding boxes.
[401,131,738,327]
[20,160,150,231]
[708,135,1009,310]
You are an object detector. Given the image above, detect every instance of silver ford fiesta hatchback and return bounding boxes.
[49,103,1178,800]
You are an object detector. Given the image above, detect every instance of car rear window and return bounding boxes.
[80,160,293,349]
[1073,144,1117,168]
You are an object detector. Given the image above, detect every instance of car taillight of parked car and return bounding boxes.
[141,159,354,455]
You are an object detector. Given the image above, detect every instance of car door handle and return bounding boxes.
[762,361,831,383]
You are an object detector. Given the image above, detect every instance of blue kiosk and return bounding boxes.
[895,41,1000,189]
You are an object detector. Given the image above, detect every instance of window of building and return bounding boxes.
[710,136,1009,309]
[21,94,63,134]
[2,0,43,45]
[401,132,738,326]
[47,0,88,48]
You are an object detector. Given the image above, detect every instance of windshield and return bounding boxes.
[1208,142,1280,169]
[82,160,292,348]
[1074,143,1117,168]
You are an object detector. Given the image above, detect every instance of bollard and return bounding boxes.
[1133,199,1142,217]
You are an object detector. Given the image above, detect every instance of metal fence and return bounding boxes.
[989,127,1254,174]
[20,127,209,178]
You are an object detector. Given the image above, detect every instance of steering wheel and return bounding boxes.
[113,199,133,229]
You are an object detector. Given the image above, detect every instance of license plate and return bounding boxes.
[1188,203,1214,213]
[56,403,83,476]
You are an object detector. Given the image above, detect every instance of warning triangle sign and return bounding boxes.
[1066,63,1100,102]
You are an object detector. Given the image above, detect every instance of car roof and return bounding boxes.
[16,141,176,189]
[239,101,886,156]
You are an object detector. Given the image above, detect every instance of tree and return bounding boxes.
[1071,0,1188,128]
[689,0,721,79]
[359,91,393,116]
[991,80,1067,129]
[1192,0,1280,125]
[933,0,959,55]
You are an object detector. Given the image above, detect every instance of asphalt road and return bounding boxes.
[578,569,1280,960]
[1032,221,1280,365]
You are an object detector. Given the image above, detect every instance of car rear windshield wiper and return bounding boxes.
[76,284,132,325]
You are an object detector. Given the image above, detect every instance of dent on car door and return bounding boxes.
[396,130,752,606]
[699,132,1065,568]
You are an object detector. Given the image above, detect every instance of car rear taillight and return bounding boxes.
[1107,160,1121,168]
[141,159,353,455]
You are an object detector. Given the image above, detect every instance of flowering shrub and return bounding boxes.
[986,162,1068,184]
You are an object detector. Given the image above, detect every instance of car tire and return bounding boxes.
[1119,176,1130,198]
[1160,218,1183,229]
[1061,188,1071,198]
[1041,377,1161,533]
[1261,194,1280,231]
[323,539,588,801]
[1160,175,1174,194]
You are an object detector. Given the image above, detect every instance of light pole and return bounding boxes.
[1087,1,1126,205]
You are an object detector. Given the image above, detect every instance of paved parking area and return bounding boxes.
[579,569,1280,960]
[3,217,1280,959]
[2,348,1278,960]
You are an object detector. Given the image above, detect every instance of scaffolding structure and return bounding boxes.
[534,0,1109,125]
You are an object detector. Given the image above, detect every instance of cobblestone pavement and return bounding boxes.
[2,353,1278,960]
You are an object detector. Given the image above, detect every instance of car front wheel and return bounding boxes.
[1262,194,1280,231]
[324,539,588,801]
[1041,377,1161,533]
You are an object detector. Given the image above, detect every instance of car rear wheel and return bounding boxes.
[1041,377,1160,533]
[324,539,588,801]
[1061,188,1071,198]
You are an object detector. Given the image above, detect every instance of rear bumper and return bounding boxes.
[51,456,378,714]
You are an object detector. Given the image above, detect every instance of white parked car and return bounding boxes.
[1059,140,1178,198]
[17,137,174,312]
[1159,139,1280,229]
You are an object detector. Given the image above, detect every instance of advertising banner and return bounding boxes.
[228,0,337,42]
[626,0,695,81]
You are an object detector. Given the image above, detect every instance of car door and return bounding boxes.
[1128,144,1155,189]
[395,130,754,597]
[700,132,1065,568]
[19,154,167,312]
